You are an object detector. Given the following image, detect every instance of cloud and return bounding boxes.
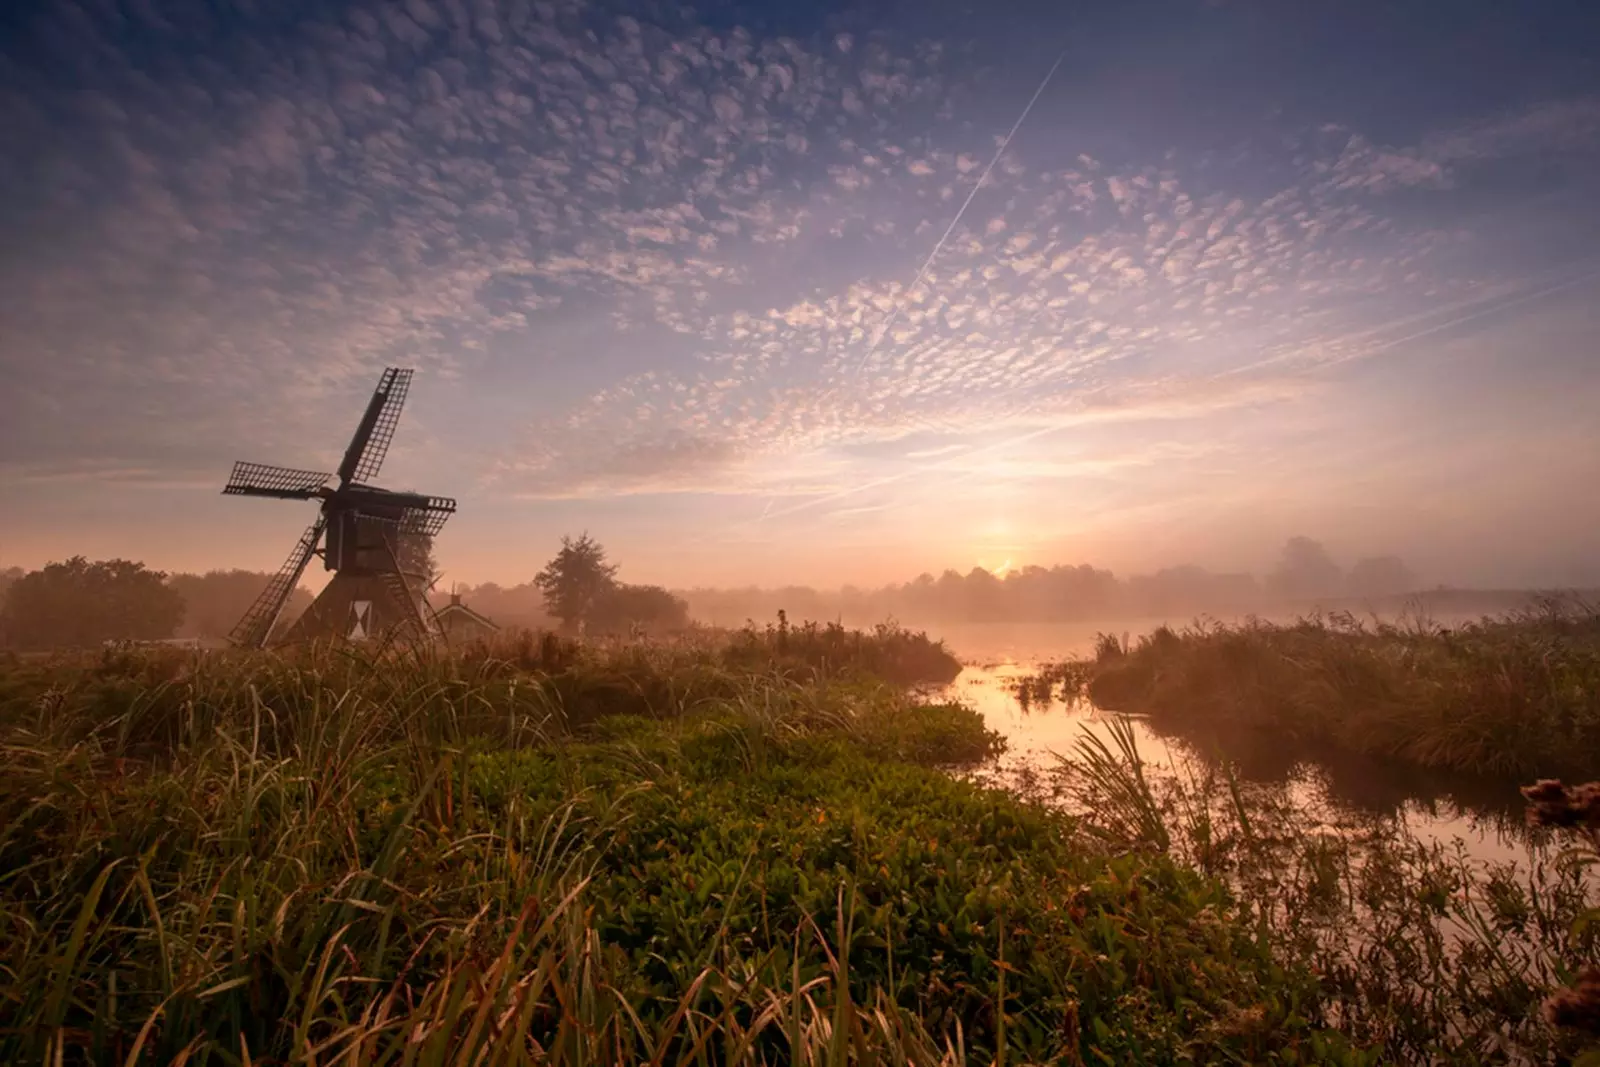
[1315,98,1600,194]
[502,431,747,497]
[1,2,1595,517]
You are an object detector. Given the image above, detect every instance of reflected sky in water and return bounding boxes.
[934,637,1537,868]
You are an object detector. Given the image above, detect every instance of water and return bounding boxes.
[926,621,1594,1054]
[929,621,1535,866]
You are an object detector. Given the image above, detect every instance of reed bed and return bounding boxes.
[1067,599,1600,779]
[1,635,1350,1065]
[1054,714,1600,1065]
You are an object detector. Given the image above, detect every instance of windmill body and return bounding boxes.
[222,368,456,648]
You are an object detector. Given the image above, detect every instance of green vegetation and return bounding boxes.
[1068,600,1600,779]
[1053,717,1600,1066]
[453,615,962,697]
[532,533,689,634]
[725,613,963,687]
[3,617,1597,1064]
[0,635,1364,1065]
[0,557,185,650]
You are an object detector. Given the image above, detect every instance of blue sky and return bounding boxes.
[2,0,1598,588]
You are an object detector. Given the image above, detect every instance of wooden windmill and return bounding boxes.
[221,367,455,648]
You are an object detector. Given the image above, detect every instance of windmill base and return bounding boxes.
[277,570,437,646]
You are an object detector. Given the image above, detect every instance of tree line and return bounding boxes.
[683,537,1421,626]
[0,558,316,651]
[0,535,687,650]
[0,534,1423,650]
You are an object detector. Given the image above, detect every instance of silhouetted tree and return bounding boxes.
[0,557,185,650]
[965,567,1003,620]
[395,533,439,588]
[590,584,690,634]
[167,570,315,639]
[0,566,21,604]
[534,533,619,631]
[1269,536,1344,602]
[1347,556,1418,599]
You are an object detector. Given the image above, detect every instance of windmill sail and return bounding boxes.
[223,462,332,499]
[223,365,451,649]
[337,368,412,485]
[398,497,457,536]
[230,518,325,648]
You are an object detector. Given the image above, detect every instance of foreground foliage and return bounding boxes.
[1072,600,1600,779]
[1056,716,1600,1066]
[1,639,1352,1065]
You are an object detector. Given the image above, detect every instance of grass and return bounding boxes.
[723,615,964,687]
[1054,709,1600,1066]
[1061,598,1600,779]
[0,633,1363,1065]
[443,615,962,699]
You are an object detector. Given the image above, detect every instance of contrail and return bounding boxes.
[853,51,1066,378]
[1341,267,1600,361]
[1231,261,1600,377]
[757,420,1069,524]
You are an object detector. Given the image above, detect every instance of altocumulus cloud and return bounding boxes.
[0,0,1596,502]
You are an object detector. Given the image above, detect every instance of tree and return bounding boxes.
[0,557,185,650]
[395,533,439,588]
[534,533,619,631]
[167,570,315,639]
[0,566,21,605]
[1347,556,1418,599]
[1268,536,1344,602]
[590,584,690,634]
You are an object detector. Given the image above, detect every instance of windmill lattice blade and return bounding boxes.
[398,496,457,537]
[380,568,442,642]
[229,518,324,648]
[339,367,413,485]
[223,461,332,499]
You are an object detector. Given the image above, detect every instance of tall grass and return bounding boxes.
[0,639,1356,1064]
[1054,715,1600,1064]
[1064,600,1600,779]
[723,615,963,687]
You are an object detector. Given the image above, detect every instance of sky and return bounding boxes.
[2,0,1598,590]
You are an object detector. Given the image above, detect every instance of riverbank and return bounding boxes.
[1071,600,1600,780]
[0,629,1595,1063]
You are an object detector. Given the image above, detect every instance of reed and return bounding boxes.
[1053,716,1600,1064]
[0,637,1352,1064]
[1058,599,1600,779]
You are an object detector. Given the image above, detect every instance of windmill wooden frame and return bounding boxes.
[221,367,455,648]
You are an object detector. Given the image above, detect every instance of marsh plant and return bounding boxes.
[4,624,1597,1064]
[2,637,1350,1065]
[1059,598,1600,779]
[1056,716,1600,1064]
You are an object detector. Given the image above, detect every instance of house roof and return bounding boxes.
[435,600,500,631]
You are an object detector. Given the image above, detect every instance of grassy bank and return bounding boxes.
[1055,718,1600,1066]
[1071,600,1600,779]
[456,615,963,693]
[0,636,1357,1065]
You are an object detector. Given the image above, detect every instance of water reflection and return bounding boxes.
[937,662,1536,863]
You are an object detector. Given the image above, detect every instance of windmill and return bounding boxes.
[221,367,456,648]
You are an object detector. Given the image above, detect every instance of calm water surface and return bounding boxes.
[929,620,1534,867]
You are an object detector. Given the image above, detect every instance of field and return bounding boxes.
[1066,599,1600,780]
[1,623,1597,1064]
